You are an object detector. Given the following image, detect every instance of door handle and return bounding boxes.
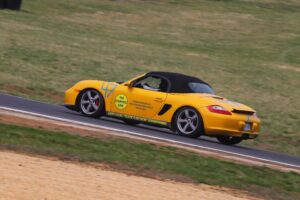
[154,98,164,103]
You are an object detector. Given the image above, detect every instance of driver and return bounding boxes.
[142,83,159,91]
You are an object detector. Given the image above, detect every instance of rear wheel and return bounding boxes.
[6,0,22,10]
[216,136,243,145]
[174,107,203,138]
[78,89,104,118]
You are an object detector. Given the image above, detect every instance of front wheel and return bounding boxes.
[174,107,203,138]
[216,136,243,145]
[78,89,105,118]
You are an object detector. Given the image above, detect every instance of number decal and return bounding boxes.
[101,82,118,98]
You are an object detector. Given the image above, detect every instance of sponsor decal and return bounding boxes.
[107,112,167,126]
[115,94,128,109]
[101,82,118,98]
[129,100,153,111]
[148,119,167,126]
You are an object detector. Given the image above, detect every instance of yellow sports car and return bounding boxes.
[65,72,260,145]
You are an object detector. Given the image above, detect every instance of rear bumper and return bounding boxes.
[199,107,260,139]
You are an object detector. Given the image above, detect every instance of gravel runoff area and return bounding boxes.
[0,151,262,200]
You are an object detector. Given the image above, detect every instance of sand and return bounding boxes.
[0,151,261,200]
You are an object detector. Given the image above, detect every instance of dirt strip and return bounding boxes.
[0,151,262,200]
[0,110,299,174]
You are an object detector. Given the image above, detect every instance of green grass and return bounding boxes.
[0,123,299,200]
[0,0,299,155]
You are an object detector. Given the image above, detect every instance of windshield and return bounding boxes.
[188,82,215,94]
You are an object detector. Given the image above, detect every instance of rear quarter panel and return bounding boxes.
[152,93,211,123]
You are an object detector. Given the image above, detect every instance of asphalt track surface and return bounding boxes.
[0,93,299,169]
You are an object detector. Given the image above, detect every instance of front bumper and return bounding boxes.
[199,107,260,139]
[64,87,80,106]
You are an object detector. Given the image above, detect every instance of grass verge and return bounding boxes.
[0,123,299,200]
[0,0,299,155]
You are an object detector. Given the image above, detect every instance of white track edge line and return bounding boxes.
[0,106,299,169]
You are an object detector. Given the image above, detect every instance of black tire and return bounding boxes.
[216,136,243,145]
[6,0,22,10]
[78,89,105,118]
[173,107,203,138]
[0,0,6,9]
[123,119,139,126]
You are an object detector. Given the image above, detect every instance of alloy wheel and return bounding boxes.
[177,108,199,135]
[80,90,101,115]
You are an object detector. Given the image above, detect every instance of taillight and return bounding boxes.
[207,105,232,115]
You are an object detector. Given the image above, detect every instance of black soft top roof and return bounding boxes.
[146,71,210,93]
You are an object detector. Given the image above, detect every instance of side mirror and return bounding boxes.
[124,81,134,88]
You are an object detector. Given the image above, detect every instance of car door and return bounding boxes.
[110,76,168,119]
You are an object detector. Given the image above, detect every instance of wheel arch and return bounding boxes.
[75,88,106,114]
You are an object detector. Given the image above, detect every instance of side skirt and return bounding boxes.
[106,111,171,128]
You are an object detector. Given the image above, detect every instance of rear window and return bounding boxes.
[188,82,215,94]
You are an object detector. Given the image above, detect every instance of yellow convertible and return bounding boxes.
[65,72,260,145]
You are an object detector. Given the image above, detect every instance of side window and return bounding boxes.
[133,76,168,92]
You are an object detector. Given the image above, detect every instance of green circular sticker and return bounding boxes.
[115,94,128,109]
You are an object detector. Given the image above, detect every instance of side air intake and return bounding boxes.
[158,104,172,115]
